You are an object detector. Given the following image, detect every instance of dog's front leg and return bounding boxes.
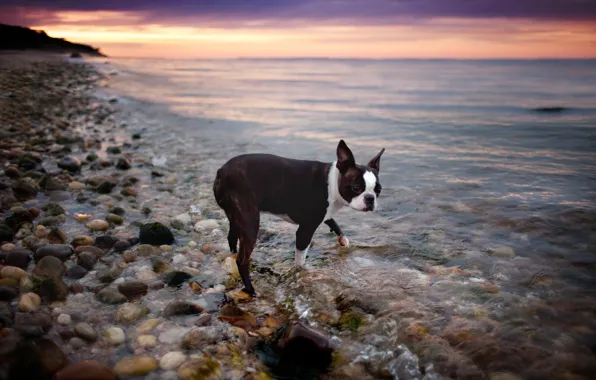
[295,224,318,267]
[324,218,350,247]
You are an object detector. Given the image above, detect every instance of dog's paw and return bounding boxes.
[338,235,350,247]
[241,287,257,298]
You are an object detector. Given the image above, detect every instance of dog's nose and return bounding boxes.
[364,194,375,205]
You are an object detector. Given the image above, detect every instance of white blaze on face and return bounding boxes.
[349,171,378,211]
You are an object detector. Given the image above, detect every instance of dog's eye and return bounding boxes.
[374,184,382,194]
[351,184,361,192]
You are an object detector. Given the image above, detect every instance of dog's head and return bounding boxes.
[335,140,385,212]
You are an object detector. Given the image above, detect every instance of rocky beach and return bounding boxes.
[0,53,595,380]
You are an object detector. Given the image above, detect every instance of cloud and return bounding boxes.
[1,0,596,28]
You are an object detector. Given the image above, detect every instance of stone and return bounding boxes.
[121,250,137,262]
[103,326,125,345]
[77,251,98,270]
[9,338,67,378]
[158,327,190,345]
[87,219,109,231]
[35,244,73,262]
[70,282,84,294]
[226,289,253,303]
[139,222,174,245]
[172,254,187,265]
[4,165,22,178]
[96,289,127,304]
[194,219,219,232]
[65,265,88,279]
[0,226,15,244]
[163,271,192,287]
[137,270,158,282]
[163,300,203,317]
[115,303,149,323]
[12,177,40,200]
[43,202,65,217]
[97,266,123,283]
[136,318,161,333]
[39,276,69,302]
[68,181,86,190]
[97,181,116,194]
[75,322,98,342]
[187,240,198,249]
[218,304,258,329]
[34,255,66,278]
[115,158,131,170]
[490,246,515,258]
[0,285,18,301]
[47,228,68,244]
[72,235,94,247]
[182,326,220,349]
[94,235,119,249]
[4,248,32,268]
[57,314,72,325]
[0,278,19,287]
[40,175,67,191]
[177,357,222,380]
[75,245,104,256]
[223,256,240,279]
[137,244,161,256]
[2,242,16,251]
[70,337,86,348]
[73,213,92,223]
[1,265,28,280]
[57,156,81,173]
[0,302,14,327]
[54,360,117,380]
[137,334,158,348]
[117,281,148,301]
[160,351,187,370]
[106,213,124,225]
[171,213,192,230]
[113,357,158,377]
[107,146,122,154]
[18,292,41,312]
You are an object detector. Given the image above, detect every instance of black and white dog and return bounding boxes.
[213,140,385,296]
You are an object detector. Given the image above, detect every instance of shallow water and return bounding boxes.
[90,58,596,378]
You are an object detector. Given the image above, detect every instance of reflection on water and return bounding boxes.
[94,58,596,379]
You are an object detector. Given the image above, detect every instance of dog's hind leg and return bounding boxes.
[235,205,260,296]
[225,212,239,253]
[295,223,318,267]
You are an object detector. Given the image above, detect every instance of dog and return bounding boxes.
[213,140,385,296]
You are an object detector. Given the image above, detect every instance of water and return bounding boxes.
[92,58,596,379]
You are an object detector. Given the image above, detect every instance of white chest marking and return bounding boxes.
[324,161,348,221]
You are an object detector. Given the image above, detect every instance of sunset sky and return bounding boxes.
[1,0,595,59]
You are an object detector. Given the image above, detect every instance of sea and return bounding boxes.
[90,57,596,379]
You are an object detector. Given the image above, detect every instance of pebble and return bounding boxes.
[137,270,158,282]
[491,246,516,258]
[158,327,191,345]
[77,251,97,270]
[121,250,137,262]
[1,265,28,280]
[18,292,41,312]
[172,254,187,265]
[74,322,98,342]
[194,219,219,232]
[68,181,86,190]
[136,318,162,333]
[117,281,148,301]
[160,245,173,252]
[178,357,221,380]
[106,213,124,224]
[182,326,220,349]
[57,313,72,325]
[71,235,94,247]
[113,356,158,377]
[34,255,66,278]
[187,240,198,249]
[160,351,187,370]
[1,243,16,251]
[35,244,73,262]
[4,248,32,268]
[35,225,48,238]
[115,303,149,323]
[66,265,88,279]
[137,334,158,348]
[54,360,117,380]
[96,289,127,304]
[73,213,92,223]
[87,219,109,231]
[223,257,240,279]
[103,326,125,345]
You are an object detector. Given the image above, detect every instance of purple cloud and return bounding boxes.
[1,0,595,27]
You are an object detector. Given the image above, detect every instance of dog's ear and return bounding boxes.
[368,148,385,172]
[336,140,355,173]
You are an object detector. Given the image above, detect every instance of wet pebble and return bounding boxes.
[158,327,191,345]
[35,244,73,262]
[178,357,221,380]
[0,265,28,280]
[35,255,66,278]
[137,334,158,348]
[194,219,219,232]
[137,270,158,282]
[71,235,94,247]
[77,251,98,270]
[182,326,221,349]
[97,266,123,283]
[66,264,88,279]
[103,326,125,345]
[0,285,18,301]
[160,351,187,370]
[118,281,148,301]
[68,181,86,190]
[87,219,109,231]
[172,254,187,265]
[113,356,158,377]
[57,156,81,172]
[4,248,32,268]
[18,292,41,312]
[70,337,87,349]
[94,235,119,249]
[115,303,149,323]
[96,288,127,304]
[139,222,174,245]
[54,360,117,380]
[163,300,203,317]
[106,213,124,224]
[113,239,131,252]
[121,250,137,262]
[74,322,98,342]
[136,318,161,333]
[57,313,72,325]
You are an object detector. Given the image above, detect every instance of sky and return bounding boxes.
[1,0,596,59]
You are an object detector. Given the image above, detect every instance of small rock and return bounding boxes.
[137,334,158,348]
[194,219,219,232]
[94,235,119,249]
[163,300,203,317]
[54,360,117,380]
[65,265,88,279]
[117,281,148,301]
[1,265,28,280]
[57,313,72,325]
[160,351,187,370]
[490,246,515,258]
[137,244,161,256]
[218,304,258,329]
[77,251,97,270]
[12,178,40,200]
[158,327,190,345]
[115,158,131,170]
[70,337,86,348]
[226,288,253,303]
[103,326,125,345]
[121,250,137,262]
[47,228,68,244]
[72,235,94,247]
[139,222,174,245]
[39,276,69,302]
[18,292,41,312]
[182,326,220,349]
[35,244,73,262]
[115,303,149,323]
[120,187,137,196]
[113,356,158,377]
[57,156,81,173]
[43,202,65,216]
[106,213,123,225]
[73,213,92,223]
[163,271,192,287]
[1,242,16,251]
[97,266,123,283]
[171,213,191,230]
[4,248,32,268]
[70,282,84,294]
[172,254,187,265]
[178,357,221,380]
[0,285,18,301]
[136,318,161,333]
[187,241,198,249]
[223,256,240,279]
[75,245,104,256]
[137,270,158,282]
[75,322,98,342]
[195,313,213,327]
[96,289,127,304]
[34,255,66,278]
[97,181,116,194]
[87,219,109,232]
[68,181,86,190]
[106,146,122,154]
